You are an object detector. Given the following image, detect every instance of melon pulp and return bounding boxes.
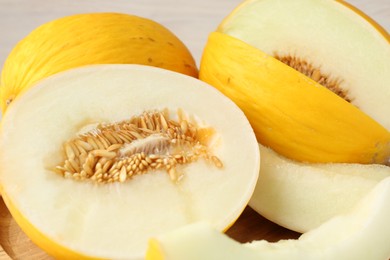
[147,177,390,260]
[0,65,260,259]
[199,0,390,232]
[0,13,198,113]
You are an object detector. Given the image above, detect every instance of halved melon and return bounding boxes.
[146,177,390,260]
[0,65,260,259]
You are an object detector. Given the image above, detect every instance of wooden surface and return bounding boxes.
[0,0,388,259]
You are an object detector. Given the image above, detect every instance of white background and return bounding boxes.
[0,0,389,67]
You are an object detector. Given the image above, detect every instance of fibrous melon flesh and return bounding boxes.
[146,177,390,260]
[0,13,198,113]
[0,65,259,259]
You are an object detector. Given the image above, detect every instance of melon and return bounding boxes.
[199,0,390,232]
[0,65,259,259]
[147,177,390,260]
[249,144,390,232]
[0,13,198,113]
[200,0,390,164]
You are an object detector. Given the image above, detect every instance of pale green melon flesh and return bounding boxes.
[219,0,390,130]
[0,65,260,259]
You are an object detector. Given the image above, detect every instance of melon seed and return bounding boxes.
[274,53,351,102]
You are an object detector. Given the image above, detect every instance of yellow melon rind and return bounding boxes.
[200,32,390,164]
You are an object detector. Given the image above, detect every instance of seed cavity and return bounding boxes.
[6,98,13,107]
[54,110,223,184]
[274,53,351,102]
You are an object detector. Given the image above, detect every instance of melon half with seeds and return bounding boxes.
[0,65,260,259]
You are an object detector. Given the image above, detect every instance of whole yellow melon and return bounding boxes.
[0,13,198,113]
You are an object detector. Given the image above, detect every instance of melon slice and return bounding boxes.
[249,144,390,233]
[146,177,390,260]
[0,65,260,259]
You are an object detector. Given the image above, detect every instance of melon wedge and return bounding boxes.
[0,65,260,259]
[200,0,390,164]
[249,144,390,233]
[146,177,390,260]
[199,0,390,233]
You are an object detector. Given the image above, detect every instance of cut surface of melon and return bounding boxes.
[0,65,260,259]
[218,0,390,129]
[249,144,390,233]
[146,177,390,260]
